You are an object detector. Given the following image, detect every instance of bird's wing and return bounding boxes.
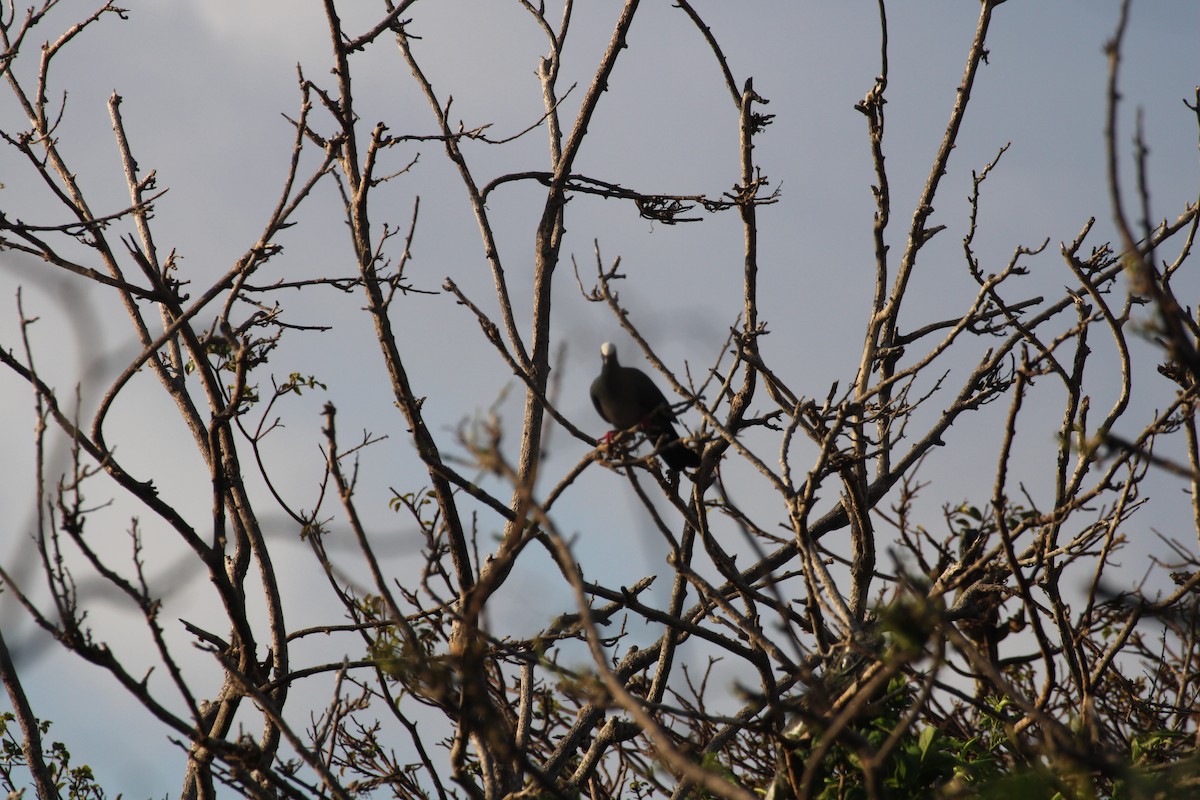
[627,367,674,425]
[589,376,613,424]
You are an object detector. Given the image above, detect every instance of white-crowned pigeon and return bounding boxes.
[590,342,701,470]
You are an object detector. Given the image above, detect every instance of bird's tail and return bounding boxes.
[653,426,701,470]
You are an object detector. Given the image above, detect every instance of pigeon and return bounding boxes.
[590,342,701,470]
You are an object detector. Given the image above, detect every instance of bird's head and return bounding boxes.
[600,341,616,363]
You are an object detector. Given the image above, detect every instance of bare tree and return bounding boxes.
[2,1,1199,799]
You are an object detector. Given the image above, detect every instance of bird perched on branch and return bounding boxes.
[590,341,701,471]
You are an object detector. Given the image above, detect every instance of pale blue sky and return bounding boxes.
[1,1,1198,796]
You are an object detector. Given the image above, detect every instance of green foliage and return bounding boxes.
[876,589,943,657]
[362,596,458,707]
[771,681,1200,799]
[279,371,327,396]
[0,713,114,800]
[779,677,1004,799]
